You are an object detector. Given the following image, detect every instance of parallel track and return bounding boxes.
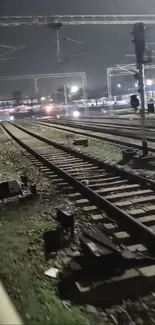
[3,121,155,304]
[33,120,155,152]
[40,119,155,142]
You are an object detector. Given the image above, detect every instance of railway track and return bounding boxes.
[44,119,155,141]
[33,119,155,153]
[2,121,155,306]
[66,119,155,132]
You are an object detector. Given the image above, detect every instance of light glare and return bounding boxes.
[45,105,53,113]
[73,110,80,117]
[146,79,152,86]
[71,86,79,93]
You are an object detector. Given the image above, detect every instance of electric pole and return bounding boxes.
[132,22,151,156]
[64,85,68,115]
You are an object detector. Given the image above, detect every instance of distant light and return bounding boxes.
[73,110,80,117]
[117,84,121,88]
[41,97,46,101]
[10,115,14,121]
[146,79,153,86]
[45,105,53,113]
[135,82,138,88]
[71,86,79,93]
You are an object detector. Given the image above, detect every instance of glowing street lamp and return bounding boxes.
[146,79,152,86]
[117,83,121,88]
[70,85,79,93]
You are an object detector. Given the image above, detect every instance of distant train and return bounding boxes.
[41,102,60,118]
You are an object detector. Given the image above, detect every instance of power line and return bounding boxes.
[2,15,155,26]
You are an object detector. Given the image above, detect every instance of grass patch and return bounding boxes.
[0,198,91,324]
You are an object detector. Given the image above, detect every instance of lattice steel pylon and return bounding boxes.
[1,15,155,26]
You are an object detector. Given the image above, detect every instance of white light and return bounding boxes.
[45,105,53,113]
[71,86,79,93]
[117,84,121,88]
[146,79,153,86]
[10,115,14,121]
[41,97,46,101]
[135,82,138,88]
[73,110,80,117]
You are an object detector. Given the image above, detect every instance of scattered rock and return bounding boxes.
[62,300,71,309]
[136,317,144,325]
[44,267,59,279]
[86,305,98,314]
[108,314,119,325]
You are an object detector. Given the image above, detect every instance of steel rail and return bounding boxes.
[2,121,155,251]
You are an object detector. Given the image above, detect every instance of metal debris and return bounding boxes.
[57,209,74,239]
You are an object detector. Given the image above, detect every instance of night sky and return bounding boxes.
[0,0,155,97]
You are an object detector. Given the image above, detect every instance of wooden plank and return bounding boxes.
[128,206,155,217]
[55,158,80,164]
[116,200,133,208]
[138,215,155,224]
[131,196,155,204]
[128,244,147,253]
[89,176,121,183]
[89,180,127,189]
[106,189,153,201]
[57,162,87,168]
[128,208,146,217]
[68,192,81,198]
[62,163,93,170]
[76,173,108,180]
[91,214,104,221]
[116,195,155,208]
[96,184,140,195]
[145,205,155,212]
[114,231,130,239]
[69,167,98,173]
[83,206,98,212]
[76,198,89,206]
[103,223,117,230]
